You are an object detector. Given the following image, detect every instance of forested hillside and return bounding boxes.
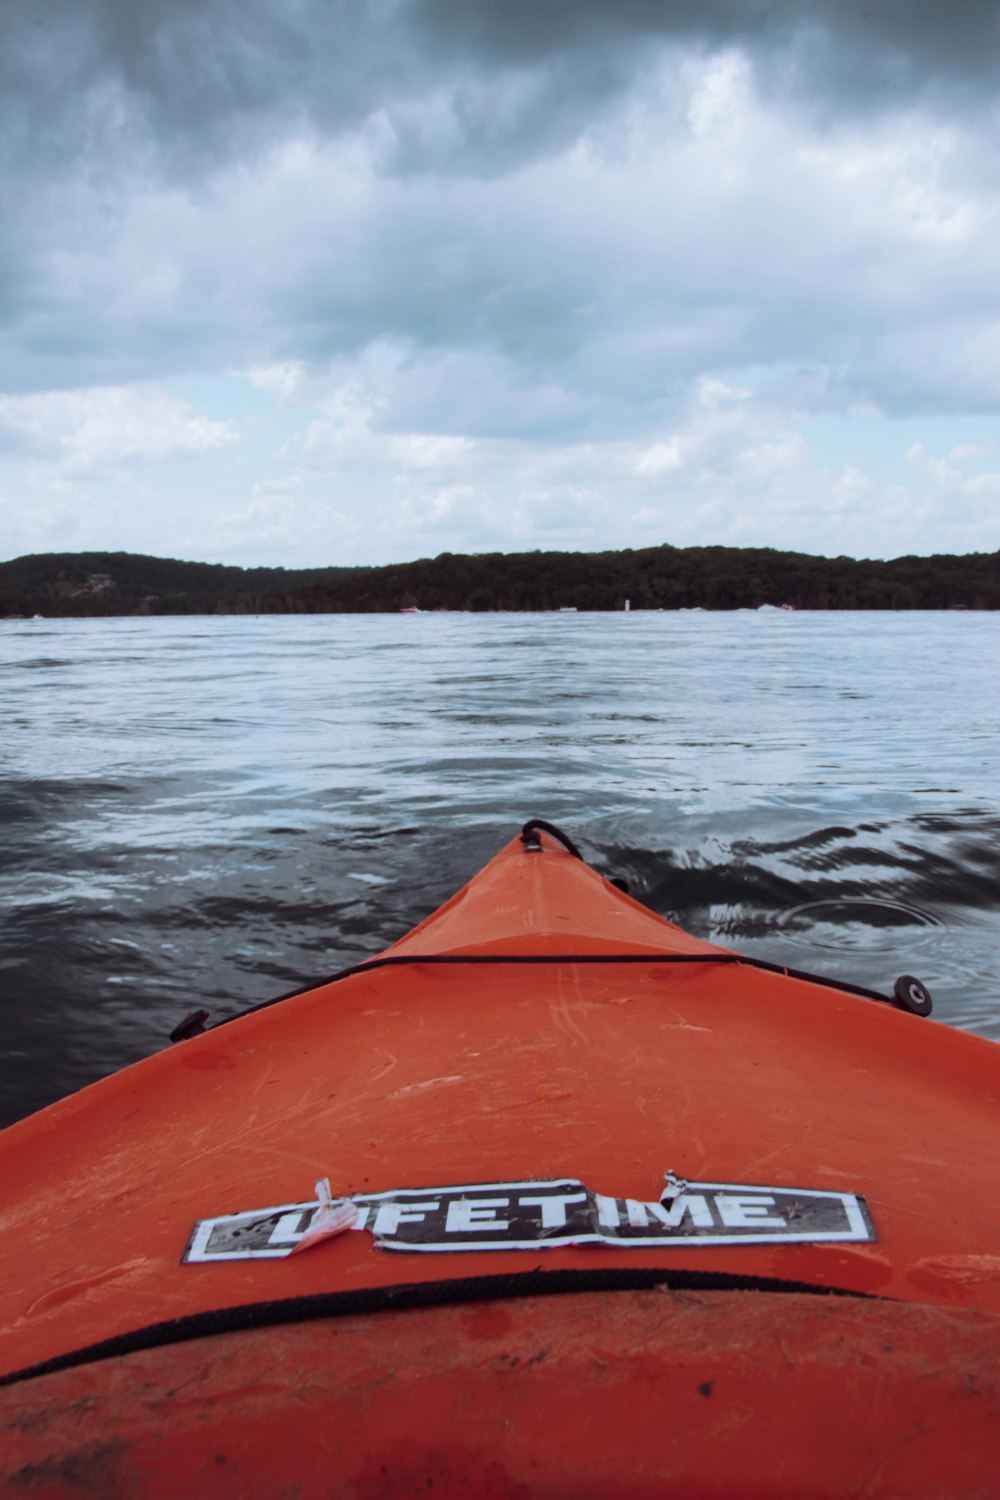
[231,545,1000,613]
[0,552,364,618]
[2,544,998,617]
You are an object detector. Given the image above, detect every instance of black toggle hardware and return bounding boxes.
[891,975,933,1017]
[169,1009,211,1043]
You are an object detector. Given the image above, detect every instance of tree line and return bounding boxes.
[0,552,364,618]
[2,544,999,618]
[230,544,1000,613]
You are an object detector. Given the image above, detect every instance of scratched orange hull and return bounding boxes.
[3,825,1000,1496]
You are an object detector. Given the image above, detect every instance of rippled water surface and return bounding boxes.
[2,610,998,1126]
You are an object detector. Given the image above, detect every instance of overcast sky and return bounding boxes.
[2,0,999,567]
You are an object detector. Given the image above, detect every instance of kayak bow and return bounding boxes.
[2,821,1000,1496]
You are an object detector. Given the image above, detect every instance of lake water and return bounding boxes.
[2,610,999,1128]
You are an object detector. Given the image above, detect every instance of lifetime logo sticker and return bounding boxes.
[184,1173,876,1263]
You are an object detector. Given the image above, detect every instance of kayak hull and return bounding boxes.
[4,1292,1000,1498]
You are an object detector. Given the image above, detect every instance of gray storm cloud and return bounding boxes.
[3,0,996,382]
[4,0,999,185]
[1,0,999,563]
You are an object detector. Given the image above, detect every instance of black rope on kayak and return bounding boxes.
[194,949,930,1038]
[520,817,585,857]
[0,1265,885,1391]
[522,817,630,888]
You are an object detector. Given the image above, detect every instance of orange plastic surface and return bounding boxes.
[3,830,1000,1489]
[4,1292,1000,1498]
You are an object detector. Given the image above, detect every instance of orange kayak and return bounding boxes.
[3,820,1000,1496]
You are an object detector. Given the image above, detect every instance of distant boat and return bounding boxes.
[558,607,578,613]
[400,606,423,614]
[758,604,794,613]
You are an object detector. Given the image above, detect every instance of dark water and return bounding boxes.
[2,610,999,1128]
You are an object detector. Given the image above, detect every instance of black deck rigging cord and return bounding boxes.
[170,818,933,1041]
[0,1265,882,1391]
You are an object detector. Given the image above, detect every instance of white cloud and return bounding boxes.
[687,51,752,139]
[388,433,473,470]
[245,362,306,400]
[0,387,238,471]
[635,440,682,477]
[949,442,993,465]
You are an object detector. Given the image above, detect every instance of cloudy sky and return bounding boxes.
[2,0,999,567]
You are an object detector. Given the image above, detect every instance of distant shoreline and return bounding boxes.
[2,544,998,616]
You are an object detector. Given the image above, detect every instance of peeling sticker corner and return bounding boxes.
[289,1178,360,1255]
